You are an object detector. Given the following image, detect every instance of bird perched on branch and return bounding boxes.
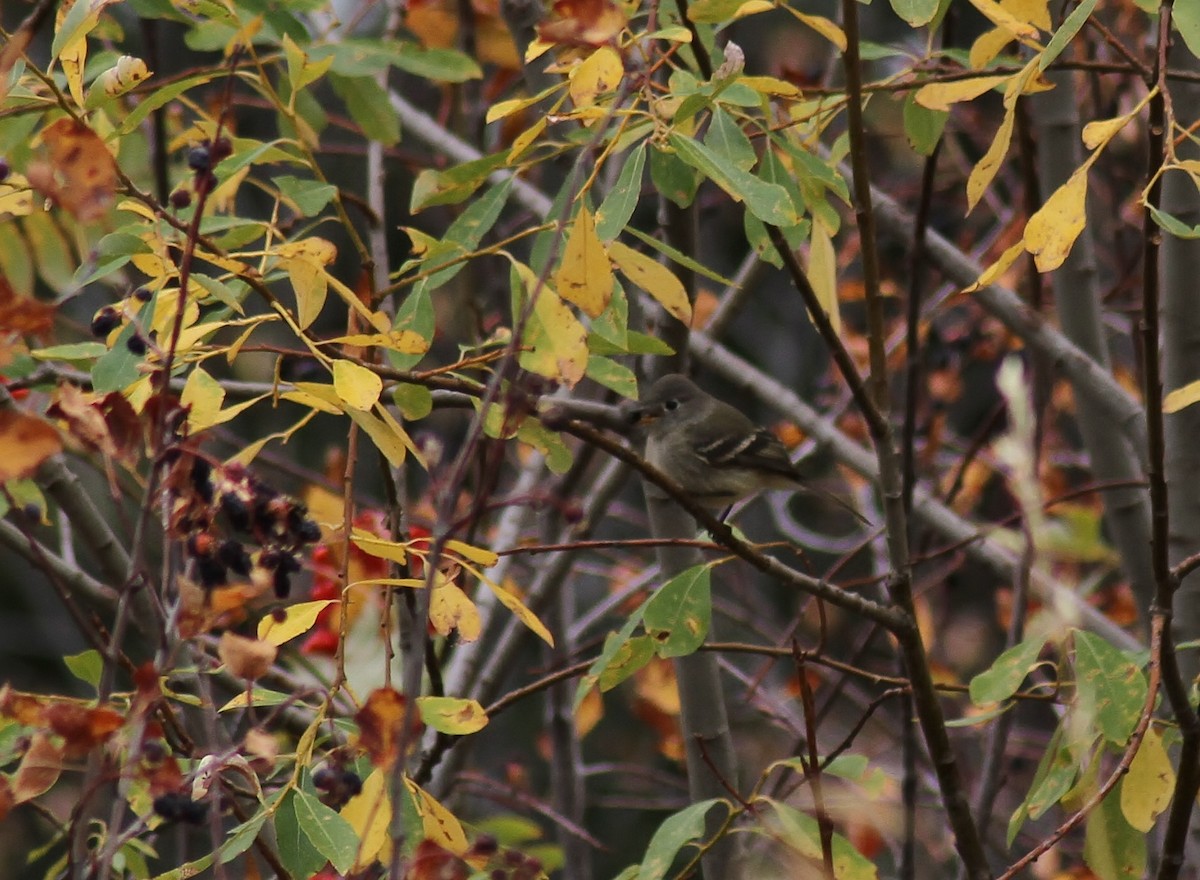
[627,373,866,523]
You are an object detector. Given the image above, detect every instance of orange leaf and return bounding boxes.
[217,631,277,681]
[46,384,139,461]
[12,733,63,803]
[356,687,422,770]
[31,118,117,222]
[0,409,61,481]
[44,702,124,757]
[0,276,56,338]
[537,0,627,46]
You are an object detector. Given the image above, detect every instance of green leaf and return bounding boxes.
[1149,204,1200,239]
[1041,0,1099,70]
[903,92,948,156]
[889,0,939,27]
[392,383,433,420]
[274,175,338,215]
[388,287,435,371]
[417,696,489,734]
[516,418,574,474]
[410,153,508,211]
[330,73,400,146]
[64,650,103,688]
[31,342,108,362]
[969,633,1047,704]
[596,143,647,241]
[649,145,700,209]
[274,791,328,880]
[760,798,879,880]
[669,133,799,226]
[293,789,359,874]
[1174,3,1200,62]
[597,634,655,691]
[1024,726,1085,820]
[574,607,647,710]
[1074,630,1147,746]
[639,800,724,880]
[585,354,638,398]
[704,106,756,171]
[91,327,144,393]
[643,565,711,658]
[392,43,482,82]
[1084,781,1146,880]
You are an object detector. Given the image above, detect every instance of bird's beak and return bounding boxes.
[624,402,660,426]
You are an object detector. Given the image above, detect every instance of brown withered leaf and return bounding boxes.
[356,687,422,770]
[0,409,61,481]
[218,631,277,681]
[46,384,139,462]
[12,733,63,803]
[0,775,13,822]
[406,839,469,880]
[29,118,118,222]
[536,0,626,46]
[0,276,55,339]
[43,702,124,758]
[177,576,269,638]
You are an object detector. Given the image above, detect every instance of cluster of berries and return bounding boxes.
[167,452,321,598]
[90,287,154,355]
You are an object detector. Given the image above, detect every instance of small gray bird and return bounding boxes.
[628,373,866,521]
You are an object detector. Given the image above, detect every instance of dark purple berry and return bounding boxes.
[218,540,251,576]
[312,767,336,790]
[91,306,121,338]
[134,286,152,302]
[186,145,211,172]
[153,792,208,825]
[221,493,250,531]
[210,137,233,161]
[169,189,192,210]
[340,770,362,797]
[272,567,291,598]
[0,158,10,183]
[126,333,148,356]
[195,555,227,588]
[296,518,322,544]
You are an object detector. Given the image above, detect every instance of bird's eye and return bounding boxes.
[664,398,679,412]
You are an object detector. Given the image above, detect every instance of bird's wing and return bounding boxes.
[692,423,799,481]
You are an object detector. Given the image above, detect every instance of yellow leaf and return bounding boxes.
[345,406,408,468]
[569,46,623,109]
[430,579,481,641]
[1005,0,1051,30]
[738,76,801,97]
[1024,168,1087,272]
[508,116,549,161]
[257,600,338,646]
[323,330,429,355]
[405,780,469,855]
[487,577,555,647]
[276,238,337,330]
[784,9,847,50]
[416,696,489,734]
[1082,114,1135,151]
[341,770,392,871]
[732,0,774,20]
[806,222,840,335]
[964,240,1026,293]
[445,539,499,567]
[968,0,1042,41]
[332,359,383,411]
[181,367,225,432]
[914,75,1011,112]
[969,27,1017,69]
[555,206,613,318]
[607,241,692,325]
[966,105,1015,213]
[511,262,588,387]
[281,385,344,415]
[372,404,426,465]
[352,533,410,564]
[1164,380,1200,414]
[1121,727,1174,832]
